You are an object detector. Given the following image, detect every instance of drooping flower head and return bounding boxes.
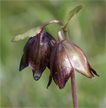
[11,6,100,108]
[12,6,99,90]
[19,30,56,80]
[47,38,99,89]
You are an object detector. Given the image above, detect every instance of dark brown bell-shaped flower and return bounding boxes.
[19,30,56,81]
[48,40,99,89]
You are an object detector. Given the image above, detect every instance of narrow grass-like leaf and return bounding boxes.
[64,5,83,30]
[11,26,42,42]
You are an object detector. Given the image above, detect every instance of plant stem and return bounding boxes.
[71,72,78,108]
[64,30,69,40]
[40,20,70,40]
[40,20,64,28]
[58,30,63,41]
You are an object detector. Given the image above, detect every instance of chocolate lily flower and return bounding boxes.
[48,40,99,89]
[19,30,56,80]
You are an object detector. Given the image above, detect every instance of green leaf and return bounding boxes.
[11,26,42,42]
[64,5,83,30]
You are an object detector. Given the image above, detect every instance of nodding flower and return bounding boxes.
[19,30,56,81]
[18,21,99,89]
[47,39,99,89]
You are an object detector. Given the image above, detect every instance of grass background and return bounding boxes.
[0,0,105,107]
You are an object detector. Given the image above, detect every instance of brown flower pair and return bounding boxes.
[19,29,99,89]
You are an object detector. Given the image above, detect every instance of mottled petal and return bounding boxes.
[51,42,73,89]
[63,40,98,78]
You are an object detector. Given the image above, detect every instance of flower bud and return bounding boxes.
[19,30,56,81]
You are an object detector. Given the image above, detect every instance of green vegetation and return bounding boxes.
[0,0,105,107]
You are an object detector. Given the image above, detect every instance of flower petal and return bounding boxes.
[50,42,73,89]
[19,31,56,81]
[89,66,99,77]
[29,33,54,80]
[47,42,58,88]
[63,40,98,78]
[19,54,28,71]
[19,36,37,71]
